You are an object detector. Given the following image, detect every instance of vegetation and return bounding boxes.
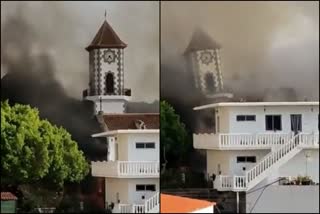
[1,100,89,211]
[1,100,89,187]
[160,100,191,168]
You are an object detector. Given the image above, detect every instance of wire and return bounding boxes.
[246,178,285,195]
[248,178,285,213]
[249,186,266,213]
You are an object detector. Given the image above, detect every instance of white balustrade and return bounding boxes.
[216,133,318,191]
[246,133,303,185]
[119,204,132,213]
[144,192,159,213]
[219,133,293,148]
[132,205,145,213]
[233,176,246,190]
[118,161,159,176]
[91,161,159,177]
[118,192,159,213]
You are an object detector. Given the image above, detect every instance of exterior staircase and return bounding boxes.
[117,192,159,213]
[216,132,318,192]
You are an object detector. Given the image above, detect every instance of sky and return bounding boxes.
[1,1,159,102]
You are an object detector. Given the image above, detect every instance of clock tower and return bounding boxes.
[184,28,233,101]
[83,16,131,114]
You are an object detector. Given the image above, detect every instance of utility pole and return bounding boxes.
[236,191,240,213]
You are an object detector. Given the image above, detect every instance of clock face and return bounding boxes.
[103,50,116,64]
[200,51,213,65]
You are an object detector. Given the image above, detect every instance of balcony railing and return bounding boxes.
[213,133,319,192]
[119,204,145,213]
[118,192,159,213]
[219,133,293,148]
[214,175,246,191]
[194,132,319,150]
[91,161,159,178]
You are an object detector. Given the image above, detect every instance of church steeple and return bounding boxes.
[86,19,127,51]
[184,28,224,97]
[184,28,221,55]
[83,15,131,115]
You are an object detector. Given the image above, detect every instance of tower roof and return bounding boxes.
[86,20,127,51]
[184,28,221,54]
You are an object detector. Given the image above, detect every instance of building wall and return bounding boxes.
[216,107,230,133]
[127,133,159,162]
[93,99,126,114]
[117,134,129,161]
[207,148,318,182]
[105,178,159,205]
[275,149,319,183]
[246,186,319,213]
[225,105,318,134]
[105,178,129,205]
[207,150,270,176]
[127,178,159,204]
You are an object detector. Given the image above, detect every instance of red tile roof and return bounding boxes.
[184,28,221,54]
[86,20,127,51]
[1,192,18,200]
[161,194,215,213]
[103,113,159,131]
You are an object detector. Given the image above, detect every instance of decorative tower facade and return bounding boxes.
[184,29,233,101]
[83,17,131,114]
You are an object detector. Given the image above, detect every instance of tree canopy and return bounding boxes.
[1,101,89,187]
[160,100,191,168]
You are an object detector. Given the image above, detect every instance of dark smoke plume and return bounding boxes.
[1,13,107,160]
[161,1,319,132]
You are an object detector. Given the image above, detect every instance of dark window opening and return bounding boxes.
[266,115,282,131]
[246,115,256,121]
[290,114,302,133]
[136,185,145,191]
[136,143,145,149]
[136,142,156,149]
[136,185,156,192]
[145,143,155,149]
[205,72,215,93]
[146,185,156,191]
[237,157,246,163]
[246,156,256,163]
[237,115,256,121]
[237,115,246,121]
[237,156,256,163]
[106,73,114,94]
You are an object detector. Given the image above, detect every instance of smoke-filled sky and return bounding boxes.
[1,1,159,102]
[161,1,319,101]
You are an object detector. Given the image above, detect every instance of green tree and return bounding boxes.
[1,100,89,188]
[160,100,190,169]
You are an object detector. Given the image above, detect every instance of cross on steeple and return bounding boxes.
[104,10,107,20]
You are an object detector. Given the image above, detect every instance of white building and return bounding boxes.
[193,101,319,213]
[83,17,159,213]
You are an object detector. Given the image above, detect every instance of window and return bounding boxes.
[246,156,256,163]
[136,184,156,192]
[265,115,282,131]
[145,143,155,149]
[135,142,156,149]
[236,115,256,121]
[106,72,114,94]
[136,185,145,191]
[205,72,215,93]
[146,185,156,191]
[136,143,145,149]
[237,156,256,163]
